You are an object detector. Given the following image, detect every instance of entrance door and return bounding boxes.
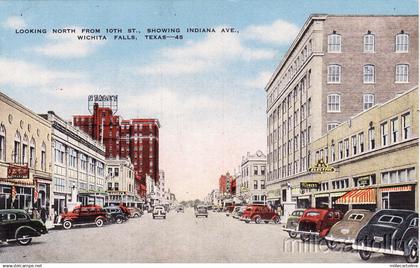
[382,192,389,209]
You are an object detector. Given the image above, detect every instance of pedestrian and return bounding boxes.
[40,207,47,223]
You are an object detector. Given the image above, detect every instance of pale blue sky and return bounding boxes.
[0,0,417,200]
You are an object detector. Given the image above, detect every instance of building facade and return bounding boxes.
[265,14,418,207]
[41,111,106,213]
[105,158,139,207]
[0,92,52,213]
[239,151,267,204]
[286,87,418,214]
[73,103,160,198]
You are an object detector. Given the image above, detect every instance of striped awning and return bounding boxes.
[380,185,412,192]
[335,188,376,205]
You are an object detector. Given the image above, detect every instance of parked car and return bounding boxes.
[240,205,280,224]
[195,205,208,218]
[352,209,418,263]
[233,206,247,219]
[282,209,305,238]
[127,207,143,218]
[296,208,343,241]
[324,209,374,249]
[104,207,128,224]
[225,205,235,216]
[176,206,184,213]
[152,205,166,219]
[57,205,108,230]
[0,209,48,246]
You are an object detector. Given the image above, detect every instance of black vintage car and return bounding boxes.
[353,209,418,263]
[104,207,128,224]
[0,209,48,245]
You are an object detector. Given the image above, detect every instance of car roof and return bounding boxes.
[373,209,417,218]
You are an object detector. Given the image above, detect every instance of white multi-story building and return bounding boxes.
[41,111,106,213]
[239,151,267,204]
[105,158,139,207]
[155,170,166,203]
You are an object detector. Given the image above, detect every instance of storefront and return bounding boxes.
[335,188,376,211]
[78,190,106,207]
[0,183,34,210]
[380,185,416,210]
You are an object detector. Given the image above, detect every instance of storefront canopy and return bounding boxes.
[335,188,376,205]
[380,185,412,193]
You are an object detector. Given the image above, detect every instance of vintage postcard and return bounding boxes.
[0,0,418,265]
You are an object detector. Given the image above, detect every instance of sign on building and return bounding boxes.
[300,182,320,190]
[7,164,29,179]
[308,159,335,173]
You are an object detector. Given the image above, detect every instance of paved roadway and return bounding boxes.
[0,208,404,263]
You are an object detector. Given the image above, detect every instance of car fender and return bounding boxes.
[15,226,40,238]
[320,228,331,238]
[400,227,418,254]
[95,216,107,222]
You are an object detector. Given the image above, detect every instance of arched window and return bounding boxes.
[14,131,21,163]
[22,134,28,165]
[363,64,375,83]
[327,64,341,83]
[41,142,46,171]
[363,34,375,52]
[328,33,341,52]
[30,138,36,168]
[0,124,5,161]
[395,33,409,52]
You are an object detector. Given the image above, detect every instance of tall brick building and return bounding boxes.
[73,103,160,197]
[265,14,418,207]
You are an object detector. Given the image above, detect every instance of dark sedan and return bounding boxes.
[353,209,418,263]
[0,209,48,245]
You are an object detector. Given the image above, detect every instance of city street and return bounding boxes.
[0,209,404,263]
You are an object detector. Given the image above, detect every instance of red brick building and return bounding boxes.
[73,103,160,198]
[219,172,235,195]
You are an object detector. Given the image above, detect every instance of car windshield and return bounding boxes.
[306,211,320,217]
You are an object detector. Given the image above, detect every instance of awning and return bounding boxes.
[380,185,412,193]
[315,193,329,198]
[296,196,310,200]
[335,188,376,205]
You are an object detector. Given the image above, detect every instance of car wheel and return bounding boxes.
[254,216,262,224]
[264,221,269,224]
[164,216,166,219]
[63,220,72,230]
[359,250,372,261]
[116,218,123,224]
[95,218,104,227]
[153,216,155,219]
[16,231,32,246]
[300,234,310,242]
[273,216,280,224]
[326,240,338,250]
[406,238,419,263]
[288,231,298,239]
[245,220,250,224]
[134,213,140,218]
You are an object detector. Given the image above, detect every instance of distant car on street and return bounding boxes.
[57,205,108,230]
[225,205,235,217]
[104,206,128,224]
[240,205,280,224]
[152,205,167,219]
[127,207,143,218]
[353,209,418,263]
[195,205,208,218]
[0,209,48,246]
[176,206,184,213]
[282,209,305,238]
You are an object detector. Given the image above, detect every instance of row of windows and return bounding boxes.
[239,180,266,190]
[0,126,47,171]
[327,32,410,53]
[241,165,266,177]
[327,64,410,84]
[315,112,411,163]
[327,93,375,113]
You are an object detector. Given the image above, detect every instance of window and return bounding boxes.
[107,182,112,191]
[330,144,336,162]
[395,64,409,82]
[327,122,339,131]
[381,122,388,147]
[327,65,341,83]
[0,124,5,161]
[358,132,364,153]
[382,167,415,184]
[14,131,21,164]
[402,112,411,140]
[29,138,35,168]
[349,214,364,221]
[363,34,375,52]
[261,166,265,175]
[254,166,258,175]
[391,118,399,143]
[114,168,119,177]
[22,135,28,164]
[344,139,349,158]
[363,65,375,83]
[338,141,343,160]
[114,183,119,191]
[363,94,375,110]
[328,34,341,52]
[260,180,265,190]
[327,94,341,112]
[368,128,375,150]
[80,154,87,171]
[254,180,258,190]
[378,215,403,224]
[395,33,409,52]
[41,143,46,171]
[351,135,357,155]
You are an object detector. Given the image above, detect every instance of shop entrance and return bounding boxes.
[315,197,329,208]
[382,190,415,210]
[297,198,310,209]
